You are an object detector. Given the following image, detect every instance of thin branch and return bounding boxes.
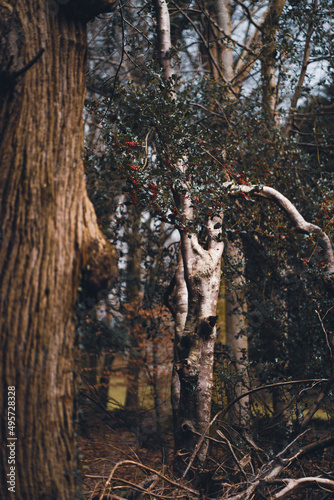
[106,0,125,94]
[315,309,333,363]
[216,429,249,481]
[276,429,310,460]
[99,460,199,499]
[284,0,318,136]
[234,0,263,32]
[99,476,175,499]
[227,183,334,275]
[170,0,239,98]
[181,378,328,479]
[273,477,334,499]
[197,6,257,56]
[123,18,153,46]
[282,436,334,465]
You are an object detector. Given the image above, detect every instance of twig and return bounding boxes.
[216,430,249,481]
[276,429,310,460]
[234,0,263,32]
[181,378,328,479]
[316,309,333,363]
[99,476,174,499]
[273,477,334,499]
[282,436,334,464]
[99,460,199,499]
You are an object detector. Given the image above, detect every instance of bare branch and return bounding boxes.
[316,309,333,364]
[273,477,334,499]
[170,0,239,98]
[227,183,334,276]
[282,436,334,465]
[181,378,328,480]
[234,0,263,32]
[216,429,249,481]
[99,460,199,499]
[198,8,257,57]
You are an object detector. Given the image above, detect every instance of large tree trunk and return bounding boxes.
[0,2,116,499]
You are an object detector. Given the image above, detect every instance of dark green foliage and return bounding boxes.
[84,67,334,419]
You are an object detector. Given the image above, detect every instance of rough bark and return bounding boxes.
[0,1,117,499]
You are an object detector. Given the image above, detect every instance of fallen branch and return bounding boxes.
[273,477,334,499]
[182,378,328,478]
[99,460,199,499]
[280,435,334,465]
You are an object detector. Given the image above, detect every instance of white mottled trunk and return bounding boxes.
[214,0,234,83]
[153,0,174,79]
[172,188,224,473]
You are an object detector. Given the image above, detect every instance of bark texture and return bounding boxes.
[0,1,116,499]
[153,0,174,79]
[172,191,224,474]
[214,0,234,83]
[260,0,286,122]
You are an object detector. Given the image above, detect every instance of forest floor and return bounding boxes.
[79,409,173,499]
[79,410,334,500]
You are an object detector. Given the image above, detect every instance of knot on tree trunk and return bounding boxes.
[181,420,196,435]
[199,316,218,338]
[82,238,118,298]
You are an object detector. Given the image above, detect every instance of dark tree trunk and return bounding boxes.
[0,1,116,498]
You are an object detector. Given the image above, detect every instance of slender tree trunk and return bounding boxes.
[284,0,318,136]
[153,0,225,473]
[261,0,286,122]
[0,2,117,498]
[214,0,234,82]
[153,0,174,79]
[171,250,188,432]
[213,1,250,425]
[225,241,249,426]
[125,207,142,411]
